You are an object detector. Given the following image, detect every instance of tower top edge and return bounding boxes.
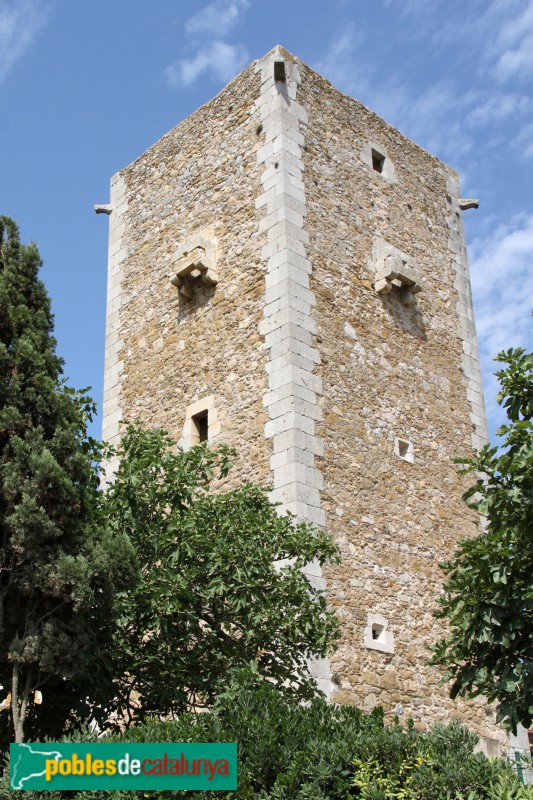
[111,43,459,182]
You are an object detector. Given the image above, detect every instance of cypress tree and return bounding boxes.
[0,217,132,743]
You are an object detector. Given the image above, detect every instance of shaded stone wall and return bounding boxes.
[102,64,272,487]
[297,60,498,741]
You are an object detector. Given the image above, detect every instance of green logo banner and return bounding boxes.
[10,742,237,791]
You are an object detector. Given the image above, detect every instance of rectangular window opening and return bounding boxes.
[193,411,209,443]
[395,437,414,463]
[372,624,384,641]
[371,149,385,173]
[274,60,286,83]
[398,440,409,459]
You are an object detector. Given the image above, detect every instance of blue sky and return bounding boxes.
[1,0,532,442]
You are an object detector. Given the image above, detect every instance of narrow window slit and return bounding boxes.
[372,148,385,173]
[193,410,208,443]
[274,60,286,83]
[372,624,384,641]
[394,437,414,464]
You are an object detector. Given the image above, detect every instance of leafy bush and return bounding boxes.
[100,426,340,722]
[432,348,533,734]
[1,678,529,799]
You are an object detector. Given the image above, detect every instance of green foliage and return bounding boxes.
[432,347,533,733]
[100,424,341,723]
[1,680,527,800]
[0,217,135,743]
[351,751,431,799]
[485,772,533,800]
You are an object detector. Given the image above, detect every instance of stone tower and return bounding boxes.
[101,46,505,752]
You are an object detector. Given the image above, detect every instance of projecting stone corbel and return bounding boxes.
[374,253,422,307]
[170,235,219,300]
[458,198,479,211]
[94,204,113,215]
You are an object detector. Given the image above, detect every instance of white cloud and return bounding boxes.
[0,0,52,85]
[497,0,533,44]
[463,0,533,84]
[493,1,533,82]
[313,28,477,165]
[384,0,447,21]
[165,0,251,88]
[469,214,533,436]
[379,0,532,89]
[465,91,531,127]
[315,24,367,95]
[165,40,248,88]
[369,80,477,167]
[513,122,533,158]
[185,0,250,38]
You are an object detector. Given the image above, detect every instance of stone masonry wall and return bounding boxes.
[298,60,501,743]
[102,64,272,489]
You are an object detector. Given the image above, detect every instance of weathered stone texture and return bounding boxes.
[102,47,502,746]
[298,61,499,741]
[103,64,272,487]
